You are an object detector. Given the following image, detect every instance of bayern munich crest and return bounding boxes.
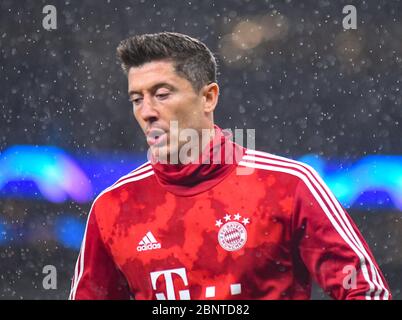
[216,213,250,252]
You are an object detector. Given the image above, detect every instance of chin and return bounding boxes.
[150,145,179,164]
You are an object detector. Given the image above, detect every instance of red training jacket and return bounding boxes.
[69,131,391,300]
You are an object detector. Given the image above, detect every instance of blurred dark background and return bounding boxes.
[0,0,401,299]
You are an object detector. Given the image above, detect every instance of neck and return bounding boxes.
[167,125,216,165]
[151,125,245,196]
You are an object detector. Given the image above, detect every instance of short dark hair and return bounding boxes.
[116,32,217,92]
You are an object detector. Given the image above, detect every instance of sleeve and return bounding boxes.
[68,204,132,300]
[291,168,392,300]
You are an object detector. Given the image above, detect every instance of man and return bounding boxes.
[69,32,391,300]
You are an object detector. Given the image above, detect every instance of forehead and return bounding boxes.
[127,60,186,92]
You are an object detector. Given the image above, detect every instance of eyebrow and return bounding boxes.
[128,82,176,98]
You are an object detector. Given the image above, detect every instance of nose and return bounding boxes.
[138,95,158,123]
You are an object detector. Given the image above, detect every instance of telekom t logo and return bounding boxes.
[150,267,242,300]
[150,267,190,300]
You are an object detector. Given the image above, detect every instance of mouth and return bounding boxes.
[146,128,168,147]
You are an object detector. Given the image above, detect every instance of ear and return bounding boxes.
[202,82,219,113]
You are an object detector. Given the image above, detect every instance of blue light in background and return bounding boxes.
[1,145,402,211]
[0,145,93,203]
[297,154,326,177]
[54,216,86,250]
[75,151,146,195]
[298,154,402,210]
[0,219,7,245]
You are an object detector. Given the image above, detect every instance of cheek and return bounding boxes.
[182,106,204,128]
[161,94,203,127]
[133,108,139,121]
[176,98,203,123]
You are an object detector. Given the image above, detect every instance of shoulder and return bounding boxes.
[238,148,323,186]
[92,161,154,208]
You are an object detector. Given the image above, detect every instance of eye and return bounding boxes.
[155,92,170,100]
[131,97,143,106]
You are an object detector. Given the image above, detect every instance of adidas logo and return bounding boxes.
[137,231,161,252]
